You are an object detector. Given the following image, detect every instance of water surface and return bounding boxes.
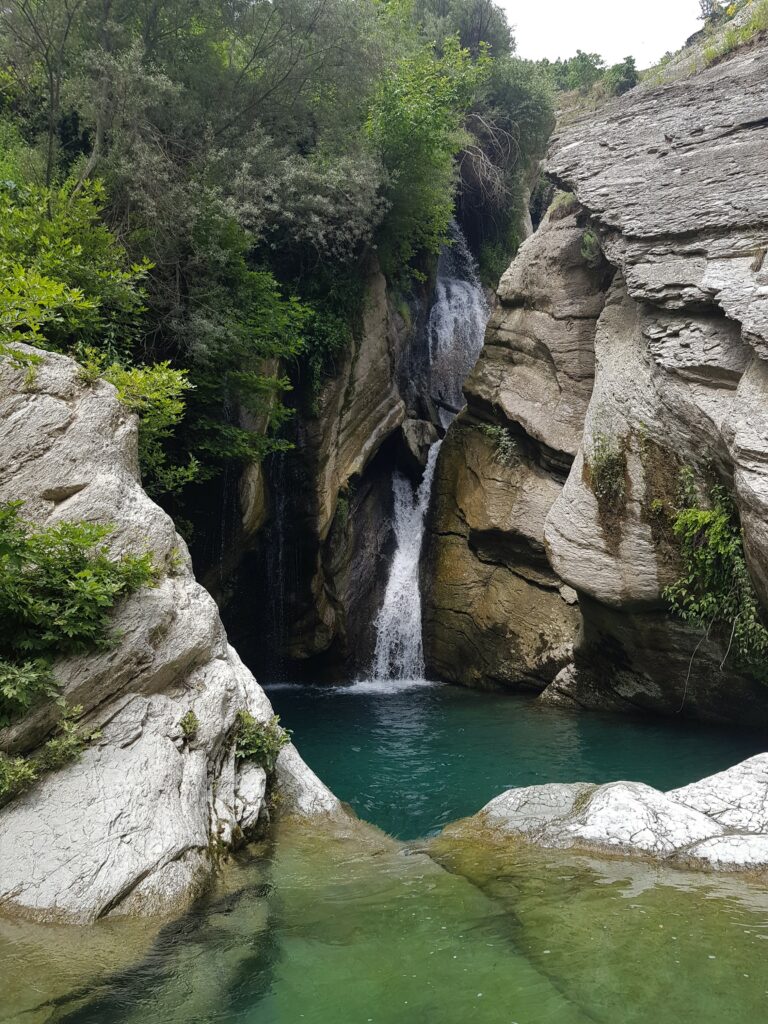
[4,683,768,1024]
[267,680,766,839]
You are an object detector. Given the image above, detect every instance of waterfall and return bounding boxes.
[372,442,442,681]
[371,224,490,681]
[427,223,490,429]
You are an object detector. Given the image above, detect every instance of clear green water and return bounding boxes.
[3,682,768,1024]
[267,680,766,839]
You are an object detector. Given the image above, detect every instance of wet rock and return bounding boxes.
[401,418,439,474]
[465,755,768,873]
[0,346,339,924]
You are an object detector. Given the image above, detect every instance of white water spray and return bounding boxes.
[372,442,442,680]
[427,225,490,428]
[371,224,490,681]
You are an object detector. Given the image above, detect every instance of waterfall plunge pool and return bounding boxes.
[267,679,765,840]
[11,681,768,1024]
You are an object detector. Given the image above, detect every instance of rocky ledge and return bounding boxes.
[462,755,768,873]
[0,346,339,924]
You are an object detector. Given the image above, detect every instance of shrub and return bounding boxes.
[366,36,490,275]
[38,703,96,770]
[103,361,200,497]
[0,753,38,801]
[235,711,291,773]
[0,701,98,802]
[602,57,638,96]
[663,476,768,676]
[179,709,199,742]
[580,229,603,268]
[549,191,579,222]
[0,179,151,359]
[0,501,157,726]
[588,434,626,506]
[482,424,518,466]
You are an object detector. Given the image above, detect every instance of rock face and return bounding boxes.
[422,204,608,689]
[469,754,768,872]
[222,264,424,676]
[0,347,339,923]
[427,40,768,723]
[538,42,768,725]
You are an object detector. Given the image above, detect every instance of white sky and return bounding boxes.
[503,0,704,67]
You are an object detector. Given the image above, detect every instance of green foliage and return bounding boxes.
[580,229,603,268]
[588,434,626,507]
[549,190,579,221]
[0,0,557,520]
[540,51,606,93]
[181,228,311,470]
[103,361,199,497]
[0,501,156,726]
[0,753,37,801]
[415,0,513,58]
[460,56,554,275]
[602,57,639,96]
[0,701,98,802]
[235,711,291,774]
[539,49,637,99]
[664,475,768,676]
[481,424,518,466]
[0,179,150,359]
[702,0,768,64]
[366,36,491,275]
[179,709,199,742]
[38,702,96,770]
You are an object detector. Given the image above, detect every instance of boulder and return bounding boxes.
[0,346,339,923]
[464,754,768,873]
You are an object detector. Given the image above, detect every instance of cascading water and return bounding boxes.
[372,224,490,680]
[371,442,442,680]
[427,223,491,429]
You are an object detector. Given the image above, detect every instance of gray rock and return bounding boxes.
[469,755,768,873]
[0,346,339,923]
[401,418,439,472]
[422,206,604,690]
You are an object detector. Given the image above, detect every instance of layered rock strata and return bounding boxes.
[427,41,768,723]
[422,204,608,689]
[540,42,768,724]
[0,347,338,923]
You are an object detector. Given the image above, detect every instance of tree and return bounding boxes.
[0,0,87,185]
[699,0,723,20]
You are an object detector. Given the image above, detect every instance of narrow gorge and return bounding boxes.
[2,2,768,1022]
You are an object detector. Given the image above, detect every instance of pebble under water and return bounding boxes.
[4,683,768,1024]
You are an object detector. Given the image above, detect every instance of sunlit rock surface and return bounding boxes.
[465,754,768,871]
[0,346,339,924]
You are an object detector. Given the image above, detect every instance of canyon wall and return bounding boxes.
[426,40,768,726]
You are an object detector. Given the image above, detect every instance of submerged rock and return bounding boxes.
[460,754,768,873]
[0,346,339,924]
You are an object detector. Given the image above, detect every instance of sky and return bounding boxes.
[503,0,704,67]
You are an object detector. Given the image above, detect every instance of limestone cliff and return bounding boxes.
[0,347,338,924]
[422,204,608,689]
[426,39,768,725]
